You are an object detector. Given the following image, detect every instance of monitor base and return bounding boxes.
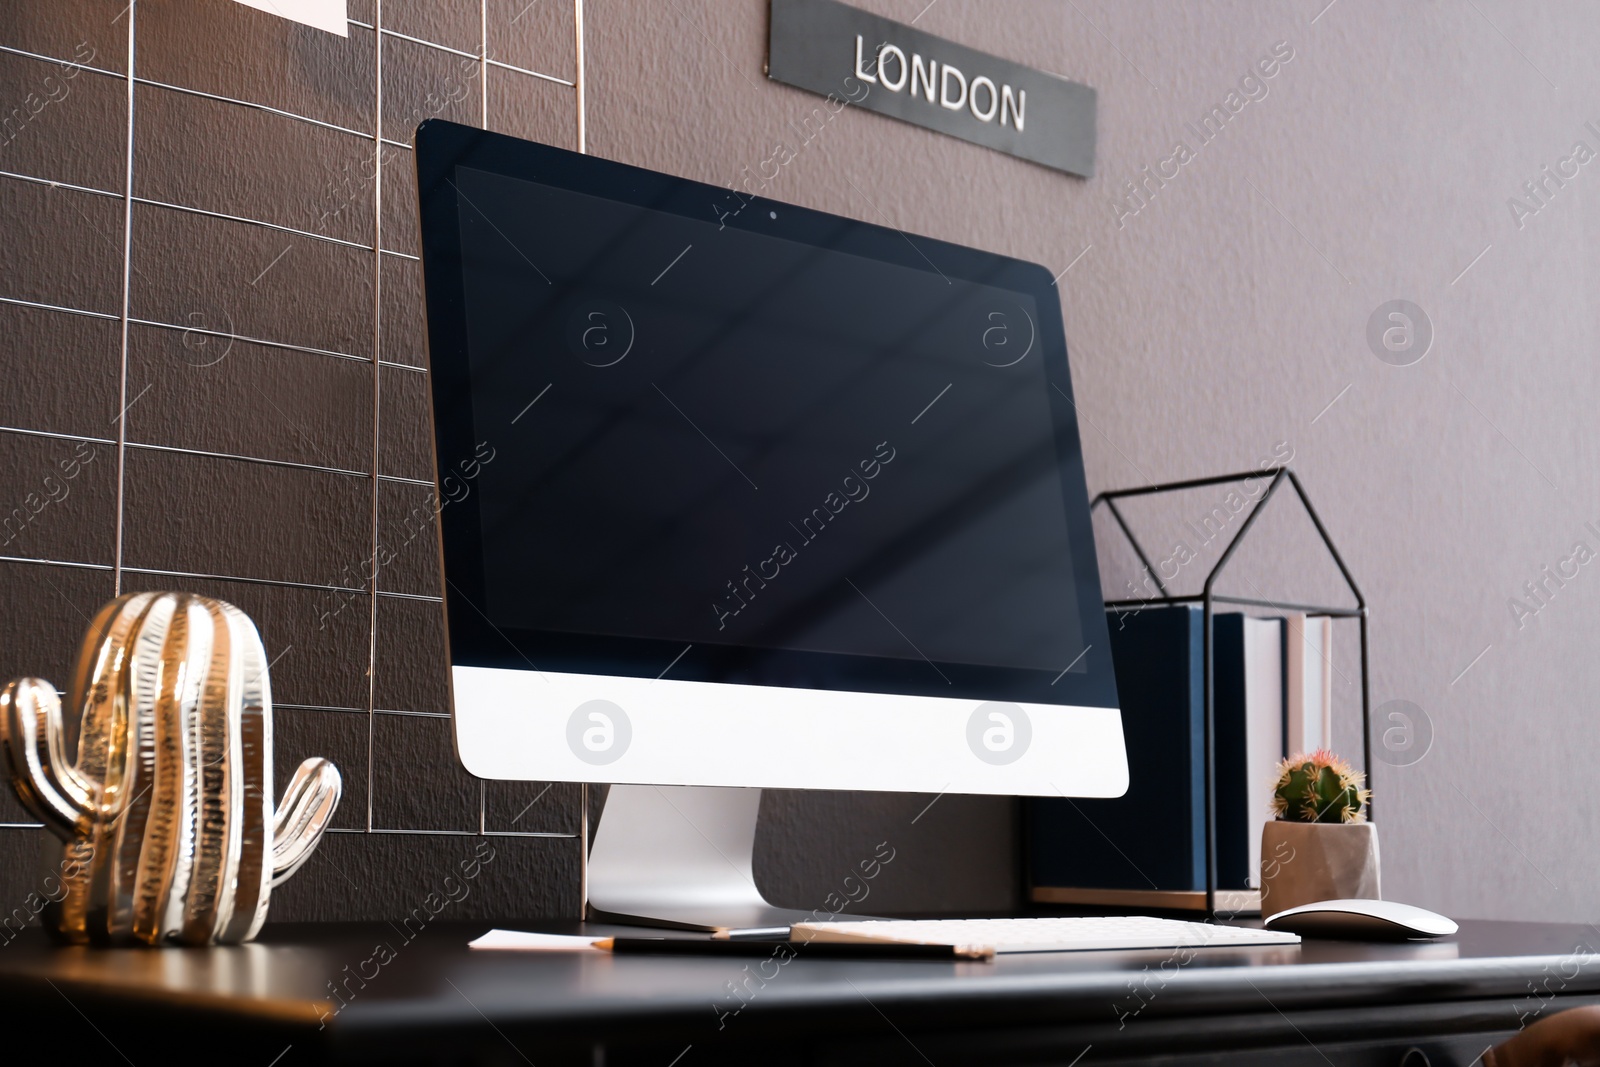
[586,784,825,937]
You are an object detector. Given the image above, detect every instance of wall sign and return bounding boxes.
[767,0,1096,178]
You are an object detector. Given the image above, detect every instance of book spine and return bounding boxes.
[1285,613,1306,755]
[1317,616,1333,750]
[1212,614,1249,891]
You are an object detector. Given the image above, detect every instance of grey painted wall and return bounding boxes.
[3,0,1597,926]
[587,0,1600,924]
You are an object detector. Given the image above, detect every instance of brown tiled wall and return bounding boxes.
[0,0,583,923]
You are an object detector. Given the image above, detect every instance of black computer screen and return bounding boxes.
[418,121,1116,709]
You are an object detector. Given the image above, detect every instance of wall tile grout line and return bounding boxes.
[286,707,464,718]
[0,170,374,252]
[122,440,386,481]
[485,56,573,87]
[0,169,121,198]
[366,0,385,836]
[134,320,429,371]
[479,0,489,843]
[137,74,374,139]
[0,425,116,447]
[0,296,121,322]
[0,40,375,138]
[130,197,371,250]
[574,0,586,154]
[129,315,376,364]
[480,0,490,131]
[0,42,120,78]
[368,24,576,86]
[326,828,580,839]
[0,424,436,487]
[130,566,366,595]
[0,550,444,602]
[573,0,588,916]
[0,826,591,842]
[2,35,576,141]
[379,26,485,63]
[0,35,576,179]
[111,1,136,597]
[0,555,115,574]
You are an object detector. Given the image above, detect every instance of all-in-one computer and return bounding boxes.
[415,119,1294,949]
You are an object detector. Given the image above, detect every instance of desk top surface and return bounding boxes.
[1,920,1596,1036]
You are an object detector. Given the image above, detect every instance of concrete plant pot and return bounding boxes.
[1260,820,1381,916]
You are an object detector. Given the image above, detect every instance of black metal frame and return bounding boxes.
[1093,466,1371,916]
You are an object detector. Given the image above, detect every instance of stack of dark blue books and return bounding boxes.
[1027,604,1298,913]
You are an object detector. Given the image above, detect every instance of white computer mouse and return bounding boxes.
[1263,899,1458,941]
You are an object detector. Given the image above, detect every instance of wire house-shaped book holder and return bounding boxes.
[1093,466,1371,916]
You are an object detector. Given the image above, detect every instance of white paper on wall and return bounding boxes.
[232,0,348,37]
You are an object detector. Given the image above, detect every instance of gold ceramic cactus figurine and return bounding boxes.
[0,592,341,946]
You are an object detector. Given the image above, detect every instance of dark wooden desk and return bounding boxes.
[1,920,1597,1065]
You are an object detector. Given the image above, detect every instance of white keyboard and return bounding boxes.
[791,915,1301,954]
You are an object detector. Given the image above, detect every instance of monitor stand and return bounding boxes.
[586,784,821,937]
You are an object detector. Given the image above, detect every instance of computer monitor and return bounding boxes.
[415,119,1125,930]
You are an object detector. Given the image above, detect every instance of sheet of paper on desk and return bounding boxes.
[233,0,348,36]
[469,929,606,952]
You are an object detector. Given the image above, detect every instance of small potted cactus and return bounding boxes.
[1259,750,1379,915]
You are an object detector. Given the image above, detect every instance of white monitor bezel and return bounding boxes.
[453,666,1129,796]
